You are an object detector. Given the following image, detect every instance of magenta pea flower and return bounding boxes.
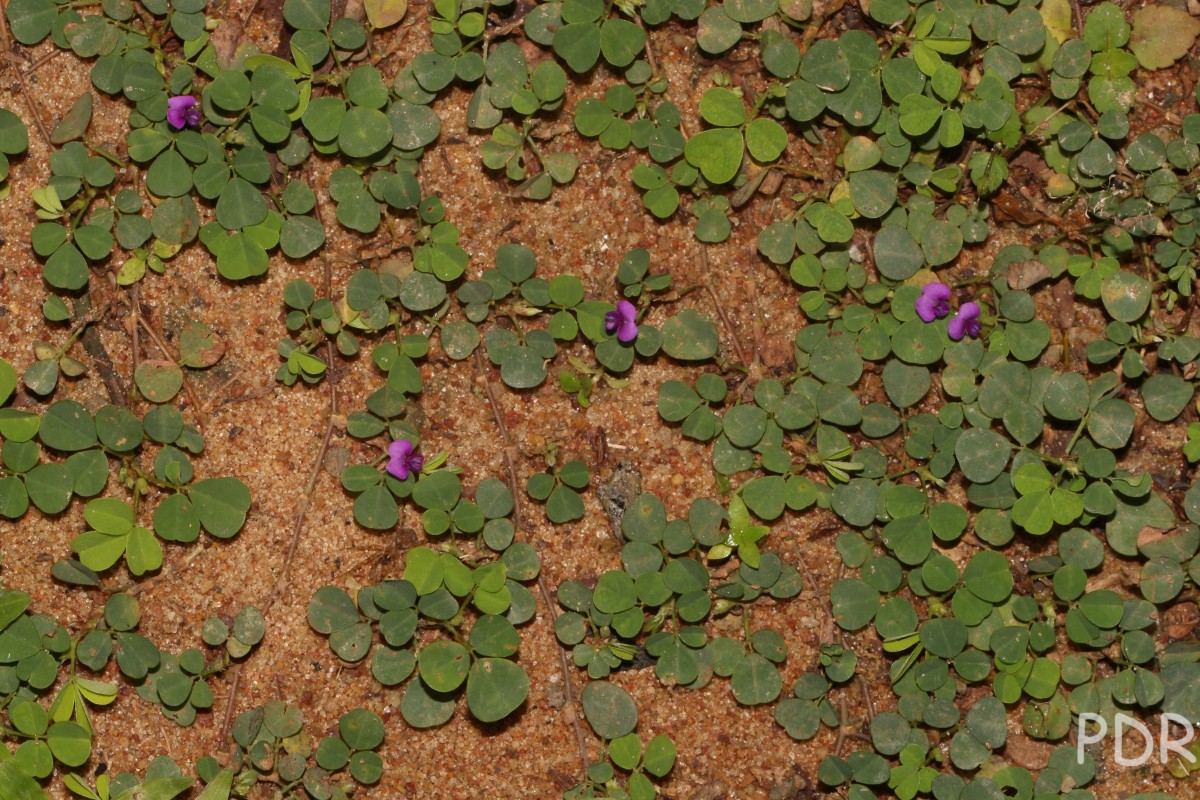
[605,300,638,343]
[915,282,951,322]
[948,301,982,341]
[166,95,201,130]
[386,439,424,480]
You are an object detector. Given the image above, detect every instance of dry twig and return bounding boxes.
[71,295,127,405]
[219,253,339,748]
[135,311,209,434]
[473,349,590,778]
[700,247,752,366]
[0,11,54,147]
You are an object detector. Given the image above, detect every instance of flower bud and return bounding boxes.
[712,598,735,616]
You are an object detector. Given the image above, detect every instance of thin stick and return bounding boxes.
[28,49,62,74]
[537,575,591,773]
[856,673,876,723]
[801,0,848,48]
[635,15,659,80]
[79,318,127,405]
[135,313,208,434]
[197,371,246,413]
[217,668,244,753]
[833,694,850,756]
[797,554,871,743]
[473,349,589,777]
[130,286,141,404]
[126,540,210,597]
[746,245,763,366]
[20,84,53,147]
[262,359,338,621]
[474,350,523,525]
[66,301,109,338]
[1069,0,1085,38]
[0,10,54,149]
[700,247,751,366]
[66,297,126,404]
[1137,95,1182,126]
[219,255,339,748]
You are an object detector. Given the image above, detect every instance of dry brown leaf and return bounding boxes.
[1164,602,1199,640]
[179,320,225,369]
[207,19,244,69]
[1007,259,1052,290]
[322,445,351,478]
[1130,4,1200,70]
[1137,525,1169,549]
[781,0,812,20]
[363,0,407,29]
[1004,736,1054,771]
[1040,0,1074,43]
[1052,277,1076,330]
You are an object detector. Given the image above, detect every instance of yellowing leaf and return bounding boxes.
[363,0,407,29]
[117,255,146,285]
[1131,5,1200,70]
[74,677,118,706]
[1040,0,1075,44]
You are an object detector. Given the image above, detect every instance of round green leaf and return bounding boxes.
[46,721,90,767]
[188,477,251,538]
[699,88,746,127]
[419,640,470,692]
[684,128,744,184]
[1087,398,1134,448]
[661,310,719,361]
[581,681,638,740]
[339,708,384,750]
[731,653,782,705]
[830,578,880,630]
[849,170,897,219]
[1142,374,1192,422]
[955,427,1011,483]
[920,617,967,659]
[466,658,529,723]
[400,678,456,729]
[6,0,55,45]
[215,178,268,230]
[962,550,1013,603]
[134,360,183,403]
[307,586,359,634]
[1101,271,1152,322]
[874,226,924,280]
[39,400,97,452]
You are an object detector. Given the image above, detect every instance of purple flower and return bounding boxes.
[386,439,424,480]
[605,300,638,343]
[948,301,982,341]
[915,282,951,322]
[166,95,201,130]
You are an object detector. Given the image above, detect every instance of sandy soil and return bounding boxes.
[0,1,1196,798]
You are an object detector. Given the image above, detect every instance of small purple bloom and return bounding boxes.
[605,300,638,343]
[386,439,424,480]
[948,301,982,341]
[915,282,951,322]
[166,95,201,130]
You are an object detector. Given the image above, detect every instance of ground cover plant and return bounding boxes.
[0,0,1199,796]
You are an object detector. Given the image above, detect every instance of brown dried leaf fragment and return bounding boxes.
[363,0,407,29]
[179,320,226,369]
[1130,5,1200,71]
[1008,259,1052,291]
